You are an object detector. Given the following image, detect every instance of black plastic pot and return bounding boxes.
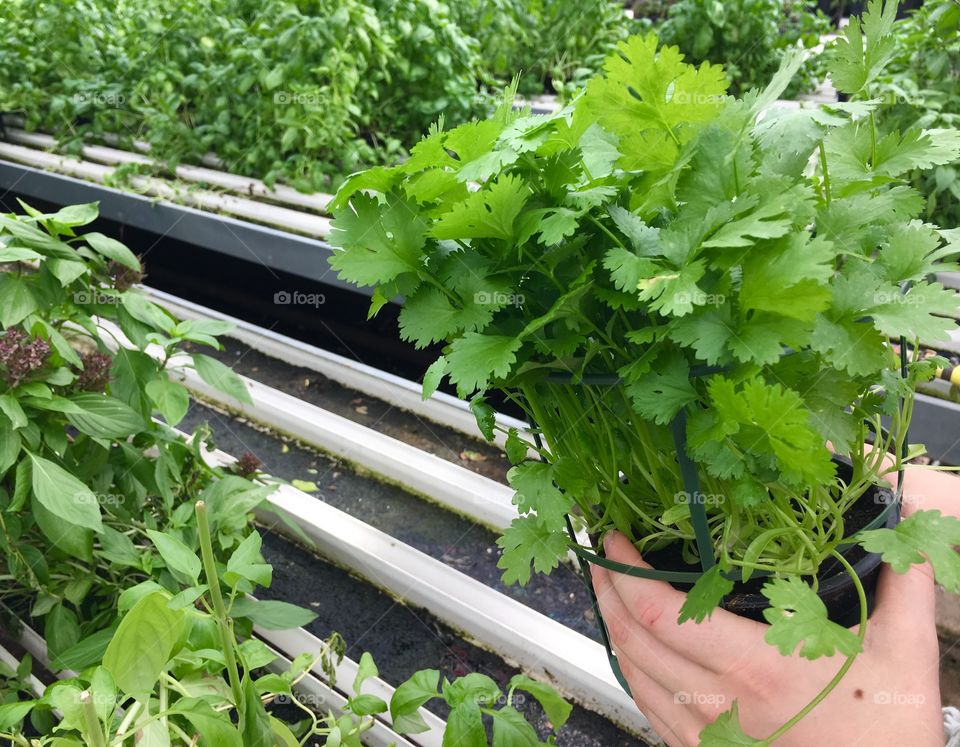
[721,491,898,628]
[600,460,900,629]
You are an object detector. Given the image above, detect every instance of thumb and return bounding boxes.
[869,561,936,636]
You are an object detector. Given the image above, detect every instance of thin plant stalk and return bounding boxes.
[195,500,243,707]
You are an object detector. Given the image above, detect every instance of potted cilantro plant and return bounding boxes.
[328,0,960,742]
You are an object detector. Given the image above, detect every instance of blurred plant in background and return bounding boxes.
[450,0,634,97]
[653,0,829,95]
[0,0,634,189]
[875,0,960,228]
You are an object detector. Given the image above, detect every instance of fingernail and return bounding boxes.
[603,532,613,556]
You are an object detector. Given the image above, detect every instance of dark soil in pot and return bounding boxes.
[602,461,898,629]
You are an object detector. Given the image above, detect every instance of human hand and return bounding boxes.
[591,466,958,746]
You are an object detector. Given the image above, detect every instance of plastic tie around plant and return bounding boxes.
[537,339,909,697]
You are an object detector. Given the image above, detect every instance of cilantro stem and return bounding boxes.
[195,500,244,708]
[818,142,831,204]
[587,215,627,251]
[759,550,867,745]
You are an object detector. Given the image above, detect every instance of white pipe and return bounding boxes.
[143,286,531,450]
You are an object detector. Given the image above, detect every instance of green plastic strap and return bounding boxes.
[670,410,716,572]
[570,495,901,583]
[562,516,633,697]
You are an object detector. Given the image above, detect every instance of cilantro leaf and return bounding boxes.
[698,703,764,746]
[431,175,530,242]
[869,282,960,342]
[702,200,793,248]
[638,259,707,317]
[669,309,733,366]
[504,428,529,465]
[421,357,447,401]
[607,206,661,255]
[469,395,497,441]
[398,289,465,349]
[446,333,522,396]
[497,516,569,586]
[828,0,898,96]
[810,317,889,376]
[625,352,698,425]
[727,314,792,366]
[878,221,957,284]
[762,577,863,659]
[537,208,579,246]
[859,510,960,593]
[582,34,728,171]
[328,194,427,288]
[678,565,734,624]
[826,123,960,187]
[602,247,658,293]
[708,377,836,487]
[507,461,573,532]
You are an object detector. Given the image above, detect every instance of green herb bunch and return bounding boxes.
[874,0,960,227]
[655,0,829,96]
[330,5,960,582]
[330,2,960,741]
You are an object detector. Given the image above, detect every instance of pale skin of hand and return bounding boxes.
[592,466,957,746]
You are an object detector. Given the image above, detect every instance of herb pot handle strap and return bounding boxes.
[567,493,901,584]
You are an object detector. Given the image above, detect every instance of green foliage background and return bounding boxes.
[875,0,960,227]
[653,0,829,96]
[0,0,631,190]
